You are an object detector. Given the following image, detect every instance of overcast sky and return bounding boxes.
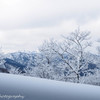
[0,0,100,53]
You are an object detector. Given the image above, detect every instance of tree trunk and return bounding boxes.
[77,74,80,83]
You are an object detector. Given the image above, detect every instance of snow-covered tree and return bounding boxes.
[0,49,5,69]
[80,69,100,85]
[39,28,91,83]
[33,43,58,79]
[57,28,91,82]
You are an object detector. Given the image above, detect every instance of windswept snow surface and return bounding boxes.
[0,73,100,100]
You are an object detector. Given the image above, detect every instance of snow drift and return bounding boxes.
[0,73,100,100]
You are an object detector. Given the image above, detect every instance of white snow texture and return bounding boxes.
[0,73,100,100]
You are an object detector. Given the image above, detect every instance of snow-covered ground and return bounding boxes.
[0,73,100,100]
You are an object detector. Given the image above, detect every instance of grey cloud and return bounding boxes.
[0,0,100,53]
[0,0,100,30]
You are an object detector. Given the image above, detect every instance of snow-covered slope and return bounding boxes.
[0,73,100,100]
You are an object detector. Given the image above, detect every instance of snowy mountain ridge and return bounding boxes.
[0,51,100,86]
